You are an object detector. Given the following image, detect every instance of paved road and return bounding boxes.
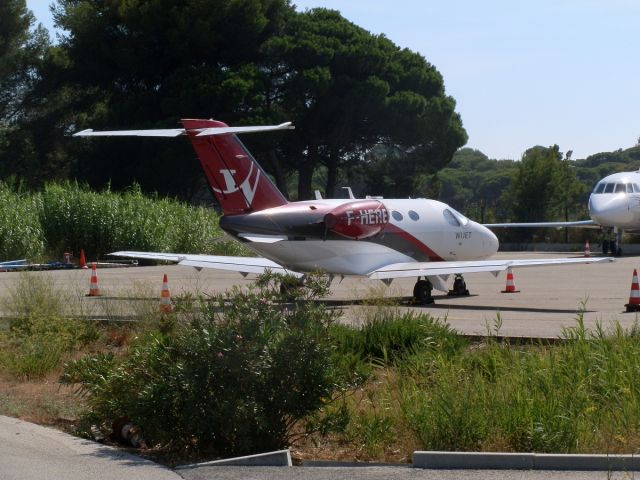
[178,465,636,480]
[1,251,637,338]
[2,415,636,480]
[0,415,180,480]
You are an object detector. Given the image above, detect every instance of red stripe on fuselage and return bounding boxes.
[383,223,444,262]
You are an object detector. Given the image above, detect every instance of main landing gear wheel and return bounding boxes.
[448,274,470,296]
[279,277,304,301]
[413,279,434,304]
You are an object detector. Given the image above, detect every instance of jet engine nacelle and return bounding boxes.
[324,200,389,239]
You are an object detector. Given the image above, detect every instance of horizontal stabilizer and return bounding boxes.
[73,122,293,138]
[195,122,294,136]
[73,128,185,137]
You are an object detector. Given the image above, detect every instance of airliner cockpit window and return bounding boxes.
[604,183,615,193]
[615,183,626,193]
[635,184,640,193]
[593,183,605,194]
[443,209,460,227]
[627,183,634,193]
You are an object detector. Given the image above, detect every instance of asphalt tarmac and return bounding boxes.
[0,251,635,338]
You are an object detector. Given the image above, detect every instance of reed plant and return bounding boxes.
[0,180,249,261]
[0,182,44,260]
[400,314,640,453]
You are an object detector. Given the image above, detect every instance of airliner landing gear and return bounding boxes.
[602,228,623,256]
[413,278,434,304]
[448,274,470,296]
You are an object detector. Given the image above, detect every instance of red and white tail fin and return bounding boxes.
[73,119,291,215]
[182,119,288,215]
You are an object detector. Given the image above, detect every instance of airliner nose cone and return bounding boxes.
[589,194,631,226]
[479,224,499,256]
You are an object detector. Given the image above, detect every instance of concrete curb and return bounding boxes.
[412,451,640,471]
[176,449,292,469]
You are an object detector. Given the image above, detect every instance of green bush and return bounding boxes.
[61,272,346,456]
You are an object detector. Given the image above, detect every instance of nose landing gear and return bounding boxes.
[602,228,623,256]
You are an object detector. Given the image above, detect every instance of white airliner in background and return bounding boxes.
[74,119,612,303]
[487,170,640,256]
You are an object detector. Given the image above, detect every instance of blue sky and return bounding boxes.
[27,0,640,160]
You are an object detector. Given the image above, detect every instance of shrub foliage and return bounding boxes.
[61,272,344,456]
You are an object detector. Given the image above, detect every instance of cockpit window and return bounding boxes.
[635,184,640,193]
[615,183,626,193]
[627,183,634,193]
[604,183,615,193]
[443,209,460,227]
[593,183,605,194]
[443,208,468,227]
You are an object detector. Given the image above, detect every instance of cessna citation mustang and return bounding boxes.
[487,170,640,256]
[73,119,613,303]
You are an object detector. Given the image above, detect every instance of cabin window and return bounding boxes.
[391,210,403,221]
[593,183,605,194]
[443,209,460,227]
[604,183,615,193]
[615,183,626,193]
[408,210,420,221]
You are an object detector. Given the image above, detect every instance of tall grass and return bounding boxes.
[0,180,246,261]
[400,316,640,453]
[40,182,222,257]
[331,311,466,364]
[0,273,98,379]
[0,182,45,260]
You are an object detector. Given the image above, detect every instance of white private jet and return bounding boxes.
[73,119,613,303]
[487,170,640,256]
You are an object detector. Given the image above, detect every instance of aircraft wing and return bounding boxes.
[109,251,303,277]
[367,256,614,280]
[110,251,613,284]
[484,220,597,228]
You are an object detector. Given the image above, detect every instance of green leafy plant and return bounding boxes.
[61,272,347,456]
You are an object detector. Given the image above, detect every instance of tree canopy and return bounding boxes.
[0,0,467,202]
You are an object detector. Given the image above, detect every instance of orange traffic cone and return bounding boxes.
[625,269,640,312]
[501,267,520,293]
[584,240,591,258]
[160,274,173,313]
[87,262,101,296]
[79,249,88,269]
